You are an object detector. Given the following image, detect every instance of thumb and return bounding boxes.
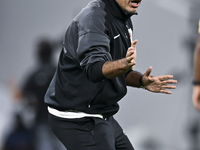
[144,66,153,77]
[131,39,138,48]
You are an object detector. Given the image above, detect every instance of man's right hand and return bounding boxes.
[126,39,138,69]
[102,39,138,79]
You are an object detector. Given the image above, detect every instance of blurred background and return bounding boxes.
[0,0,200,150]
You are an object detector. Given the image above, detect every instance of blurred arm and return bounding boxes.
[192,20,200,111]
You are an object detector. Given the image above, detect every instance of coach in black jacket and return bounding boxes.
[45,0,177,149]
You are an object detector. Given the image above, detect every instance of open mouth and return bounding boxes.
[131,0,141,7]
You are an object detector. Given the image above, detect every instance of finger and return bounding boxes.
[126,50,134,57]
[158,75,176,81]
[161,85,176,89]
[126,56,135,63]
[160,90,172,94]
[127,59,136,66]
[127,47,134,52]
[131,59,135,63]
[144,66,152,77]
[162,79,178,84]
[131,39,138,48]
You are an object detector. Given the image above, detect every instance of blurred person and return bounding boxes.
[186,1,200,149]
[192,19,200,111]
[190,20,200,150]
[20,39,58,150]
[2,113,35,150]
[21,39,56,125]
[45,0,177,150]
[11,38,65,150]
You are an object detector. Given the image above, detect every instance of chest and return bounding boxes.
[107,19,133,60]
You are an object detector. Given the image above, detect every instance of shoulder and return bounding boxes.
[74,0,108,34]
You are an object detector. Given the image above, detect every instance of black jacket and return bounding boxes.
[45,0,136,118]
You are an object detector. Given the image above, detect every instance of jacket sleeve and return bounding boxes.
[76,9,112,82]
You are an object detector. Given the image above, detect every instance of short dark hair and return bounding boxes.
[37,40,53,63]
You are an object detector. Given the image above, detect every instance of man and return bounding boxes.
[45,0,177,149]
[192,19,200,111]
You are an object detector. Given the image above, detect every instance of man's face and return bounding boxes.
[116,0,142,15]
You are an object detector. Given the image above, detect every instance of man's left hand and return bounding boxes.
[142,66,177,94]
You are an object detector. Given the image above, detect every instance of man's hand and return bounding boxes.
[102,39,138,79]
[192,85,200,111]
[126,39,138,69]
[141,66,177,94]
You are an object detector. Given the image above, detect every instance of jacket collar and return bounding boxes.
[103,0,137,22]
